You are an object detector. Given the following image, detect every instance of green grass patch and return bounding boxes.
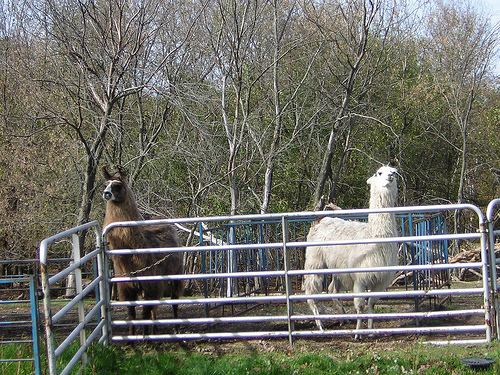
[0,343,38,375]
[82,340,500,375]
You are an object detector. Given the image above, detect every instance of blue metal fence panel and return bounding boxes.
[409,214,450,308]
[198,214,450,300]
[199,213,450,306]
[0,275,42,375]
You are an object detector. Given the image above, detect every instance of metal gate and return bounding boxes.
[39,221,108,375]
[102,203,491,345]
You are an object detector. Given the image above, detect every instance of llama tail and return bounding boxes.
[303,272,325,331]
[302,272,322,293]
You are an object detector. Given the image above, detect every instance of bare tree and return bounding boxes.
[256,0,320,214]
[201,0,268,215]
[301,0,398,208]
[34,0,197,228]
[425,1,498,206]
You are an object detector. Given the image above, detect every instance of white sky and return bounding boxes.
[483,0,500,75]
[484,0,500,20]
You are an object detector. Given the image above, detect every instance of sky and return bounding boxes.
[484,0,500,75]
[485,0,500,20]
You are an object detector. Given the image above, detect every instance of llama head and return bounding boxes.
[366,165,398,208]
[102,165,129,203]
[367,165,397,187]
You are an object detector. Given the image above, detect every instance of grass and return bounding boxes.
[1,280,496,374]
[81,340,500,375]
[0,344,39,375]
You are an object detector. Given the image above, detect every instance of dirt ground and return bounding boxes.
[0,279,489,354]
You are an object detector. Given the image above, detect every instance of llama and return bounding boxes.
[303,165,398,340]
[102,165,184,335]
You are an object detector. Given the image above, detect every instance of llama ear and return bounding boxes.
[102,165,113,180]
[388,159,398,169]
[116,165,128,181]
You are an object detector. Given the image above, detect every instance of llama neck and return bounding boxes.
[104,200,142,224]
[103,196,144,249]
[368,212,397,237]
[368,185,398,238]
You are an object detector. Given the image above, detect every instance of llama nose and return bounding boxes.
[103,191,113,201]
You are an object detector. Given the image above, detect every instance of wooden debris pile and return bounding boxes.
[450,244,500,281]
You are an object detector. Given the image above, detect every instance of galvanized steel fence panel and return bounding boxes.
[102,203,492,346]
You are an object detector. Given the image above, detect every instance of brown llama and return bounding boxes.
[102,165,184,335]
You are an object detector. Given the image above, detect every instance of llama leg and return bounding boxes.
[353,282,367,341]
[328,277,346,314]
[367,280,387,331]
[151,306,159,334]
[327,277,349,326]
[303,273,324,330]
[143,281,164,336]
[127,306,136,335]
[171,279,184,319]
[119,284,137,335]
[366,296,381,330]
[142,305,153,335]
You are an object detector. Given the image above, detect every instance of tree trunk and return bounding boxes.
[67,111,110,297]
[260,1,283,215]
[328,119,353,204]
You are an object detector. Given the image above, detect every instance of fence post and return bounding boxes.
[487,199,500,339]
[101,229,115,346]
[72,233,88,367]
[477,213,493,343]
[39,242,57,375]
[95,224,110,346]
[227,225,237,297]
[282,216,294,346]
[28,276,42,375]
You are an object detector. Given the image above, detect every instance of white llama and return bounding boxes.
[303,165,399,340]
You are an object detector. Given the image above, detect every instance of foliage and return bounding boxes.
[0,0,500,262]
